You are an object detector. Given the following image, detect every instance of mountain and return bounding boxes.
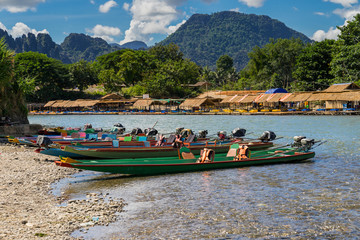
[159,11,312,70]
[0,31,147,63]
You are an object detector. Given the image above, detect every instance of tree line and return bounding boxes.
[4,14,360,104]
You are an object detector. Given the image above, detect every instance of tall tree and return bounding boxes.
[292,40,335,91]
[68,60,98,91]
[241,38,304,90]
[0,38,28,123]
[14,52,70,102]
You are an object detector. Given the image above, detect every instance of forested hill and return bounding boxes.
[0,30,147,63]
[159,11,312,70]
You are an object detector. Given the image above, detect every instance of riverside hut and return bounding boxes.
[179,98,216,111]
[132,99,165,111]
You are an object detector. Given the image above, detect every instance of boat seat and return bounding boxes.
[184,134,196,143]
[226,143,240,157]
[71,132,80,139]
[182,152,196,159]
[167,135,176,143]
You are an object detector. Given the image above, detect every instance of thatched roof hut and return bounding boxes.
[281,92,313,102]
[133,99,165,109]
[323,83,360,92]
[266,93,292,103]
[179,98,216,109]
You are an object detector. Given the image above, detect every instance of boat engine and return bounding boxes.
[176,127,184,135]
[259,131,276,142]
[112,123,126,134]
[217,131,227,140]
[144,128,158,137]
[198,130,208,139]
[131,128,143,135]
[232,128,246,138]
[301,138,315,151]
[36,135,53,149]
[292,136,306,147]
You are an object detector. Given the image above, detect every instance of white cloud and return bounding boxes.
[0,22,49,38]
[90,0,95,4]
[123,2,130,11]
[86,24,121,42]
[0,0,45,13]
[168,19,186,34]
[312,5,360,41]
[99,0,118,13]
[312,27,341,41]
[120,0,187,44]
[238,0,265,8]
[230,8,240,12]
[314,11,326,16]
[323,0,358,8]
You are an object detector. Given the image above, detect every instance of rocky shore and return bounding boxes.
[0,143,126,239]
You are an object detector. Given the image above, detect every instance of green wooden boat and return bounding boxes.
[55,147,315,176]
[60,141,273,159]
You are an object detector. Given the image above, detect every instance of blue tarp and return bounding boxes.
[265,88,288,94]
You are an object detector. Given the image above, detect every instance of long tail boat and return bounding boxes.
[55,145,316,176]
[59,140,273,159]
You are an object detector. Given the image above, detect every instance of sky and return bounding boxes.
[0,0,359,46]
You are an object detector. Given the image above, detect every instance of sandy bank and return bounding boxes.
[0,144,126,239]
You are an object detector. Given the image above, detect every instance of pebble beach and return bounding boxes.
[0,143,126,239]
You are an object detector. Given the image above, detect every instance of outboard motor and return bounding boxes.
[131,128,143,135]
[259,131,276,142]
[217,131,227,140]
[292,136,306,147]
[198,130,208,139]
[36,135,53,149]
[301,138,315,151]
[112,123,125,134]
[84,123,92,130]
[232,128,246,138]
[176,127,184,135]
[144,128,158,137]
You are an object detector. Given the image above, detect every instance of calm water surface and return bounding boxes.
[29,115,360,239]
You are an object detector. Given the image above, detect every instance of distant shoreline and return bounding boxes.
[28,111,360,116]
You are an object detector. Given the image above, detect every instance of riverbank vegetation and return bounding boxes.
[2,14,360,105]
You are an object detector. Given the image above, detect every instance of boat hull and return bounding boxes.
[56,151,315,176]
[62,141,273,159]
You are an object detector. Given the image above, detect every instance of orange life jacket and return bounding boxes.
[235,145,249,161]
[198,148,214,163]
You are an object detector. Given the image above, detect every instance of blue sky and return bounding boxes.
[0,0,359,46]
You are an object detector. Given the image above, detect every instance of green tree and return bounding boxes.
[241,38,304,90]
[14,52,70,102]
[216,55,234,73]
[149,43,184,62]
[337,14,360,45]
[69,60,98,91]
[0,38,28,123]
[292,40,335,91]
[330,14,360,84]
[331,43,360,84]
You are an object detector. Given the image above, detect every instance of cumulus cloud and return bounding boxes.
[168,19,186,34]
[86,24,121,42]
[230,8,240,12]
[0,22,49,38]
[312,4,360,41]
[0,0,45,13]
[123,2,130,11]
[90,0,95,4]
[120,0,187,44]
[323,0,358,8]
[238,0,265,8]
[99,0,118,13]
[312,27,341,41]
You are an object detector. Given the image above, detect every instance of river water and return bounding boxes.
[29,115,360,239]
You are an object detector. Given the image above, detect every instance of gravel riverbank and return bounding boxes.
[0,143,126,239]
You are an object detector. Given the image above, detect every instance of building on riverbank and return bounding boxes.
[34,83,360,115]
